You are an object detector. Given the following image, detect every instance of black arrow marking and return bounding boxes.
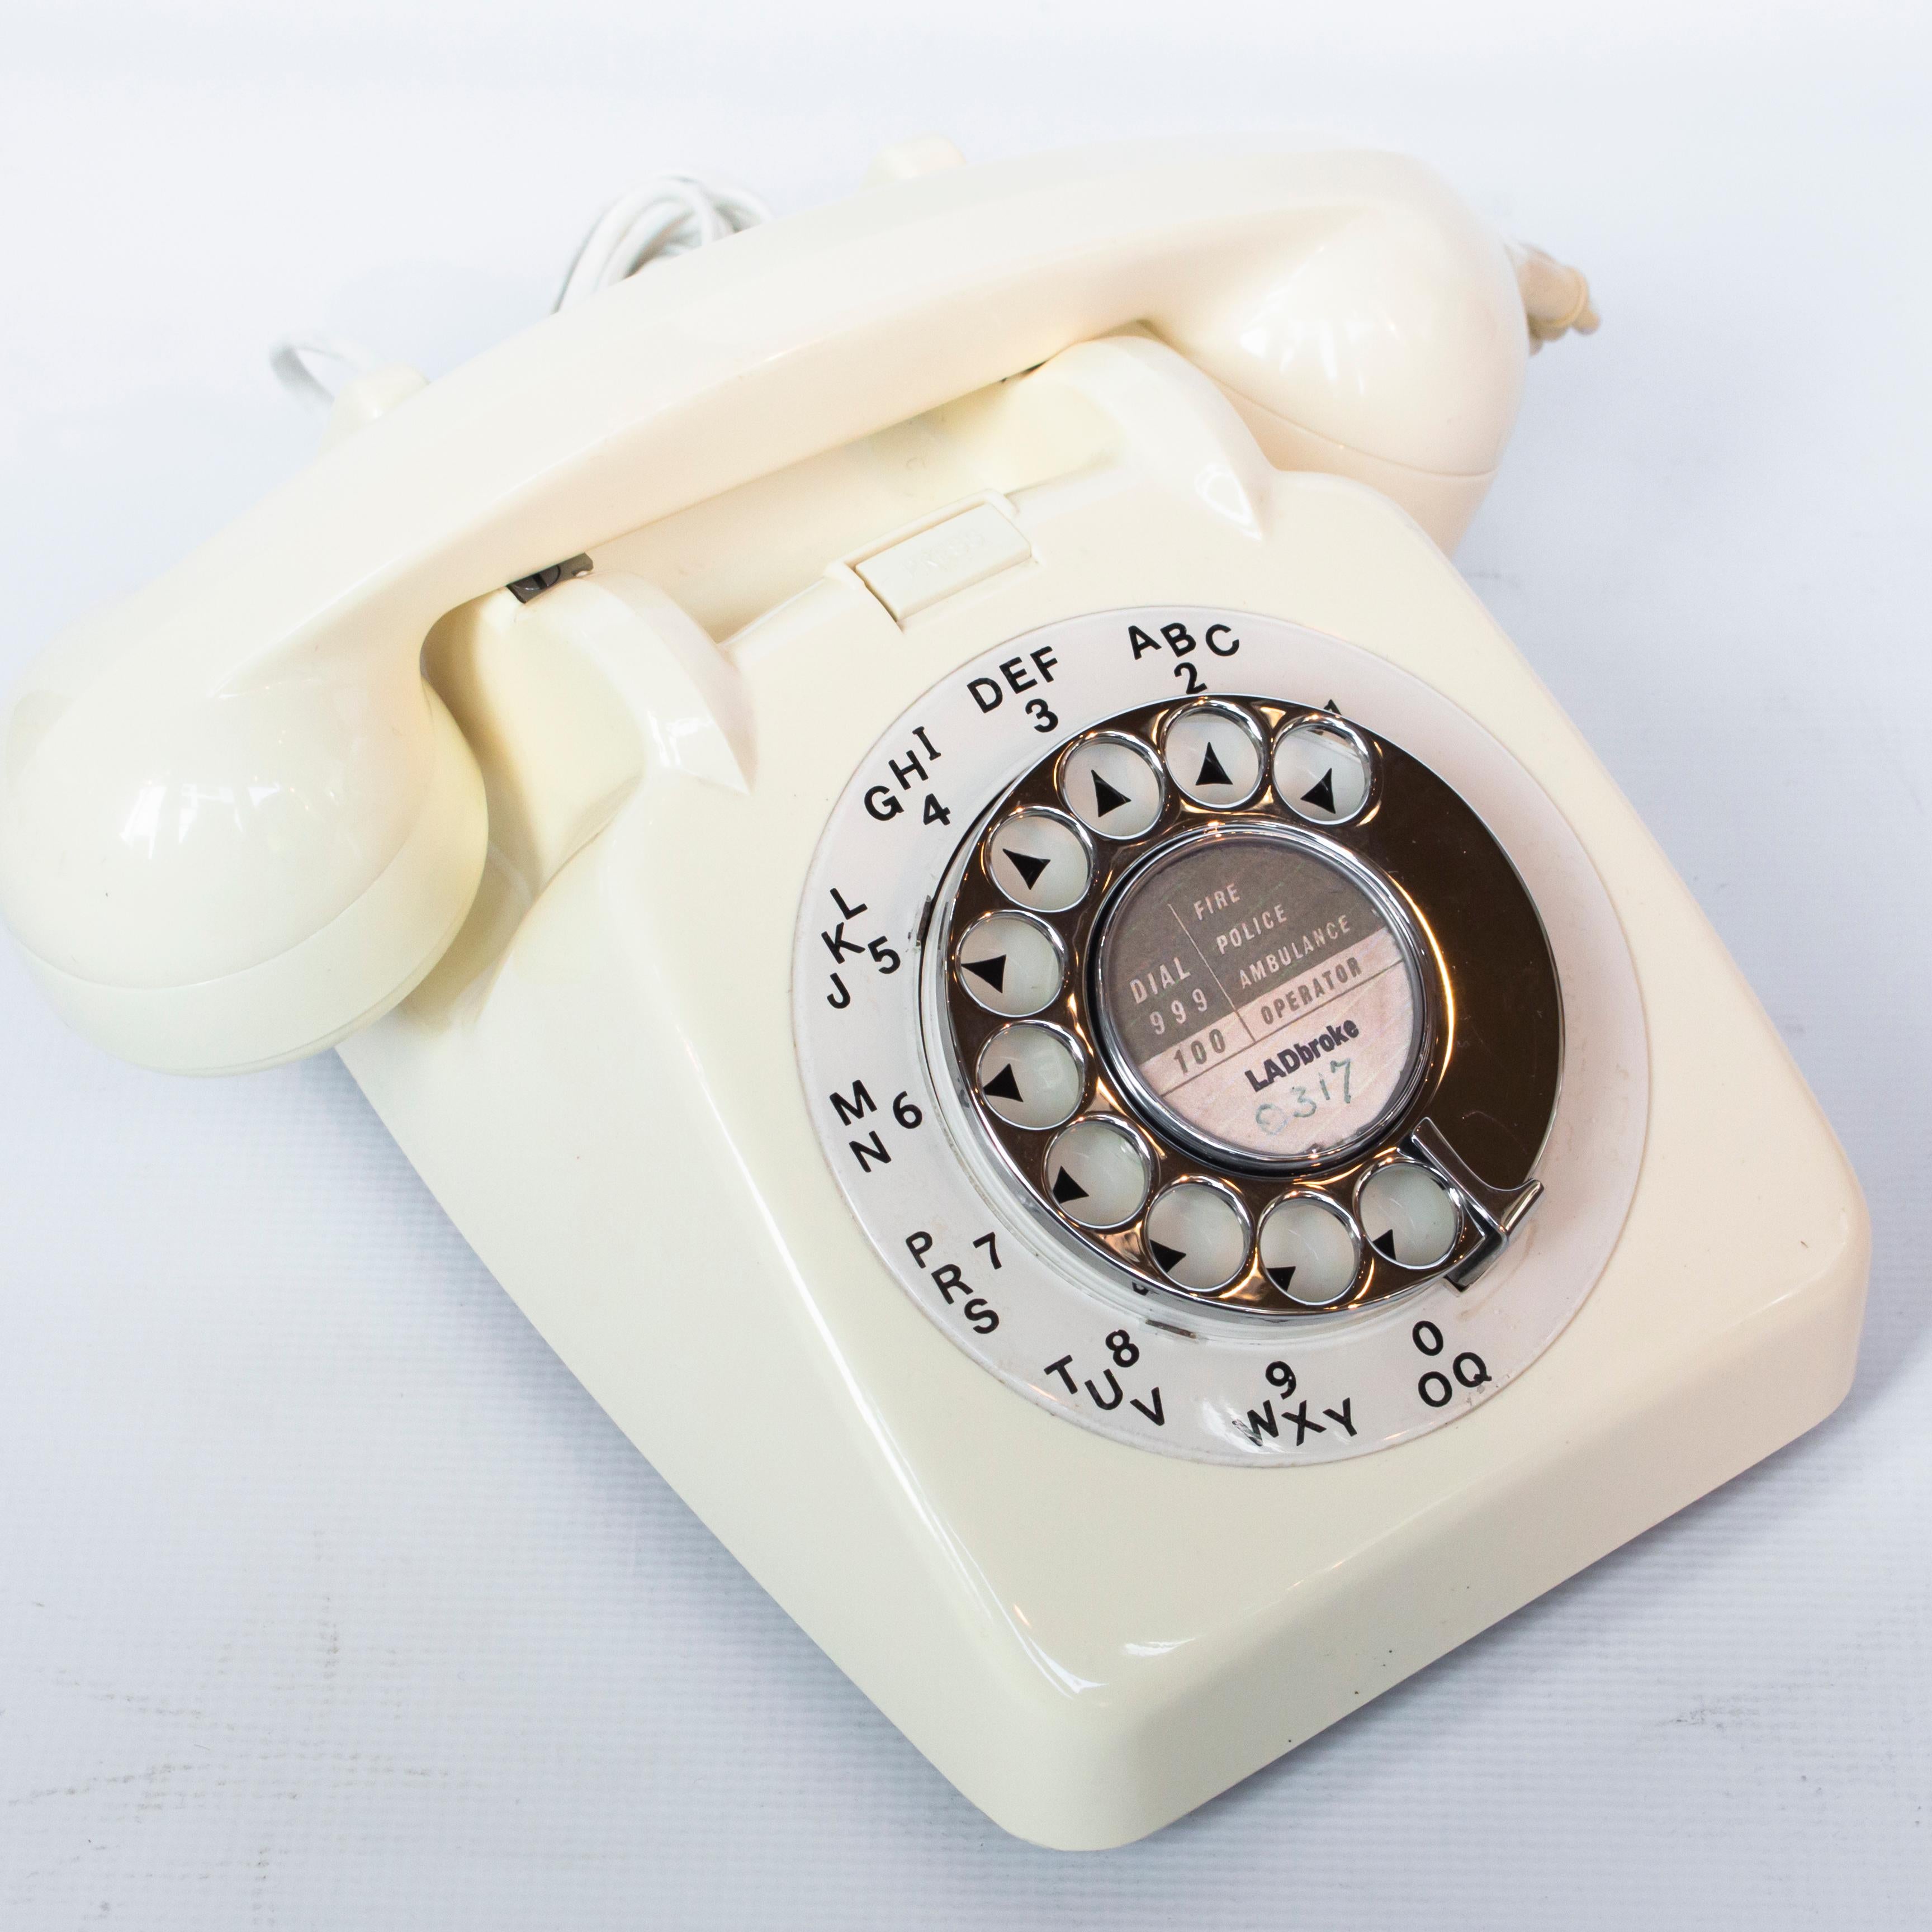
[1091,769,1132,817]
[1149,1240,1187,1273]
[1004,847,1050,891]
[1266,1263,1297,1290]
[1051,1166,1089,1205]
[962,954,1007,993]
[1323,699,1341,714]
[1196,740,1232,788]
[983,1063,1022,1104]
[1371,1228,1399,1260]
[1301,768,1337,814]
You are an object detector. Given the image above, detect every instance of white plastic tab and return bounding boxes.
[861,134,968,187]
[854,504,1031,622]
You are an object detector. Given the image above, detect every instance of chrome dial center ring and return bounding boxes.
[930,694,1561,1318]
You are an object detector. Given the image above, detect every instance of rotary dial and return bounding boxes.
[933,696,1557,1317]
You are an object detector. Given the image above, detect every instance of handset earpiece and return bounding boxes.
[1152,169,1544,548]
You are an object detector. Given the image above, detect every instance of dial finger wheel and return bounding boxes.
[986,808,1092,912]
[955,911,1064,1016]
[1143,1179,1251,1292]
[1257,1192,1362,1305]
[926,680,1559,1335]
[1059,732,1165,839]
[1357,1159,1460,1270]
[1044,1116,1153,1228]
[1163,700,1265,808]
[976,1023,1085,1131]
[1273,718,1371,824]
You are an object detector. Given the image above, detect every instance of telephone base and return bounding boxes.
[335,447,1865,1845]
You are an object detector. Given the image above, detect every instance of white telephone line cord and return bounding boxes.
[552,173,769,311]
[267,332,388,411]
[269,171,769,409]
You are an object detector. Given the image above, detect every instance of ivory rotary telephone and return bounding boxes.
[0,139,1868,1848]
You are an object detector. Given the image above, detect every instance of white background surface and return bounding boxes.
[2,2,1927,1924]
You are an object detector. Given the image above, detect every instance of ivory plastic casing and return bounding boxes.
[0,144,1867,1851]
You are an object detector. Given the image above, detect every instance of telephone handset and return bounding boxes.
[0,141,1866,1847]
[0,142,1546,1075]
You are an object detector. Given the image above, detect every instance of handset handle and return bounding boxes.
[0,142,1535,1073]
